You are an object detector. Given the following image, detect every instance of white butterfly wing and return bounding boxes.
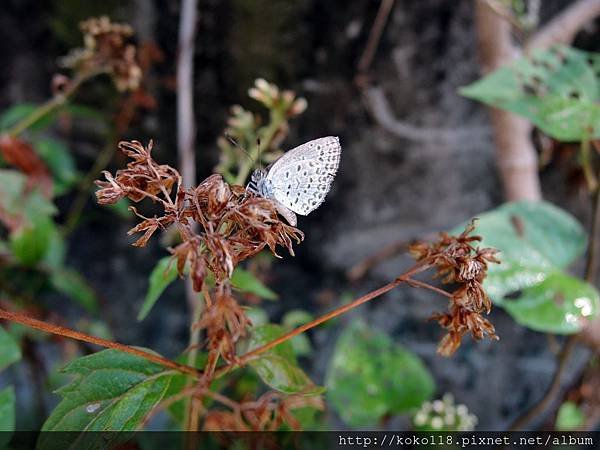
[267,136,341,215]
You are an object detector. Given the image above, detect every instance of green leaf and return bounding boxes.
[39,349,173,448]
[282,310,314,357]
[246,324,322,395]
[0,103,56,133]
[455,201,599,333]
[251,354,324,395]
[326,320,435,427]
[461,45,600,140]
[246,324,296,362]
[0,169,57,222]
[231,267,278,300]
[137,256,179,321]
[50,268,98,313]
[0,327,21,371]
[103,198,133,219]
[503,272,598,334]
[34,137,79,196]
[556,401,585,431]
[9,215,55,266]
[0,386,15,443]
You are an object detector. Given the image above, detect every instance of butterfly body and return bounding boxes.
[247,136,341,226]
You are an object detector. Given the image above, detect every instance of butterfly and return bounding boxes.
[246,136,341,226]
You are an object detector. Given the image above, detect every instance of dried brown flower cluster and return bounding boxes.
[95,140,303,361]
[410,220,500,356]
[61,16,141,91]
[204,392,323,432]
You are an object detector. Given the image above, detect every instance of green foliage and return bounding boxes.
[0,386,15,440]
[139,257,278,321]
[215,78,307,185]
[137,256,179,321]
[0,327,21,442]
[0,327,21,372]
[33,137,80,196]
[556,401,585,431]
[40,349,172,448]
[282,309,314,356]
[0,104,56,133]
[460,201,598,333]
[10,216,56,266]
[461,45,600,141]
[50,268,98,313]
[231,267,277,300]
[245,324,323,395]
[326,320,435,427]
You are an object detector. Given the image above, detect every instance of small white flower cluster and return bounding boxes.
[413,393,478,431]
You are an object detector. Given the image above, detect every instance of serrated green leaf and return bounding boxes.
[246,324,322,395]
[231,267,277,300]
[503,272,598,334]
[461,45,600,140]
[326,320,435,427]
[34,137,79,196]
[556,401,585,431]
[454,201,599,333]
[0,327,21,372]
[50,268,98,313]
[137,256,179,321]
[0,386,15,444]
[39,349,173,449]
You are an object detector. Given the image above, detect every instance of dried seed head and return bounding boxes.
[412,219,500,356]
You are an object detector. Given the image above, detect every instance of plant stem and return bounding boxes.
[7,71,102,137]
[184,287,205,431]
[213,262,435,378]
[0,307,202,378]
[234,110,285,186]
[62,133,118,235]
[508,335,578,430]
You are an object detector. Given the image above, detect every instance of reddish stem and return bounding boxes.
[0,308,202,378]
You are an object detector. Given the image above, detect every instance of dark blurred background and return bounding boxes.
[1,0,599,430]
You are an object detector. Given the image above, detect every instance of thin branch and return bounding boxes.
[356,0,395,76]
[346,232,438,281]
[508,335,578,430]
[177,0,198,188]
[526,0,600,51]
[0,307,202,379]
[474,0,542,201]
[363,87,489,144]
[214,262,437,378]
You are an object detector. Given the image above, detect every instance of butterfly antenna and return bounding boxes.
[225,132,255,167]
[256,138,262,170]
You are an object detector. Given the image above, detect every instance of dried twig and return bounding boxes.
[0,307,202,378]
[526,0,600,51]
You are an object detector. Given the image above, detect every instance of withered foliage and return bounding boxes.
[410,220,500,356]
[61,16,142,92]
[95,140,303,361]
[204,392,323,432]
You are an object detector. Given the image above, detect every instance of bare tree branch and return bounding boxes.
[177,0,199,313]
[177,0,198,188]
[526,0,600,51]
[363,87,489,144]
[474,0,542,200]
